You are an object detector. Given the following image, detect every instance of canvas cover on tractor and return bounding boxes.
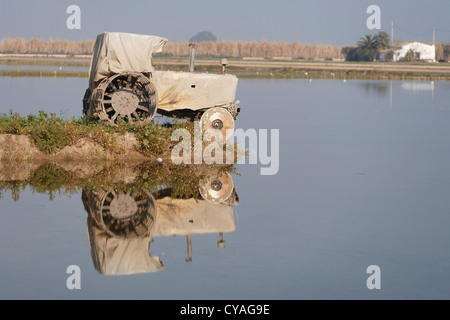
[87,32,239,114]
[152,197,236,237]
[87,224,164,275]
[88,32,168,88]
[152,70,238,112]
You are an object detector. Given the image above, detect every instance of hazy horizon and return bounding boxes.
[1,0,450,46]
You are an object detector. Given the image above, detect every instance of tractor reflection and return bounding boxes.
[82,173,238,276]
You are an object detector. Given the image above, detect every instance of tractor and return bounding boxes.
[83,32,240,139]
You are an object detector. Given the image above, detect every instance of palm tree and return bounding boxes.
[355,34,377,61]
[374,32,391,50]
[343,31,393,62]
[357,34,377,51]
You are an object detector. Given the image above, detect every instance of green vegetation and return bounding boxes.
[342,31,391,62]
[131,118,195,156]
[0,110,195,155]
[1,110,104,153]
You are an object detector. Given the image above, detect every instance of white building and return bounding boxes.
[393,42,436,62]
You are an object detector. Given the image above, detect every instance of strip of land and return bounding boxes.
[1,54,450,80]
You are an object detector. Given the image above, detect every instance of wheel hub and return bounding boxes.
[110,89,140,115]
[109,193,138,219]
[210,178,223,191]
[211,119,224,130]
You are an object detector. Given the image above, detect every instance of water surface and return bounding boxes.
[1,77,450,299]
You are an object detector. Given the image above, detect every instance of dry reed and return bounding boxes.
[0,37,344,60]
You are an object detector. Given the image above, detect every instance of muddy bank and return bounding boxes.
[0,133,153,162]
[0,131,245,166]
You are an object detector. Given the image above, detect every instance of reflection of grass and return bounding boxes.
[0,164,80,201]
[135,161,237,200]
[0,162,237,201]
[28,164,79,200]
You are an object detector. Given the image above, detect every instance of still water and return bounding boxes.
[1,76,450,299]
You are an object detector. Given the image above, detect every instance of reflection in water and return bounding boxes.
[400,82,435,91]
[83,188,162,275]
[401,81,435,101]
[83,172,238,275]
[357,80,436,106]
[0,162,239,276]
[359,81,390,96]
[359,80,436,95]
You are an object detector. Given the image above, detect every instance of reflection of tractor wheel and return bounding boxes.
[200,107,235,140]
[91,72,158,126]
[100,189,156,237]
[199,173,234,203]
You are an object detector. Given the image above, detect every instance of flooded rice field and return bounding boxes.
[1,76,450,299]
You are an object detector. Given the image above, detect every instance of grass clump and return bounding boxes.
[0,111,76,153]
[0,111,201,157]
[132,122,173,156]
[29,112,71,153]
[129,118,195,156]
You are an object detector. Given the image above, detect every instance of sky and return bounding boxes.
[1,0,450,46]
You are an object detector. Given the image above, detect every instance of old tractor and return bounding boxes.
[83,32,240,139]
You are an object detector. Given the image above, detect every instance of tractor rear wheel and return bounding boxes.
[91,73,158,125]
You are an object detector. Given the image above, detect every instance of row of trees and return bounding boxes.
[0,37,94,55]
[163,40,344,60]
[3,35,450,62]
[0,37,344,60]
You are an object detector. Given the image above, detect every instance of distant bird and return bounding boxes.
[343,79,347,83]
